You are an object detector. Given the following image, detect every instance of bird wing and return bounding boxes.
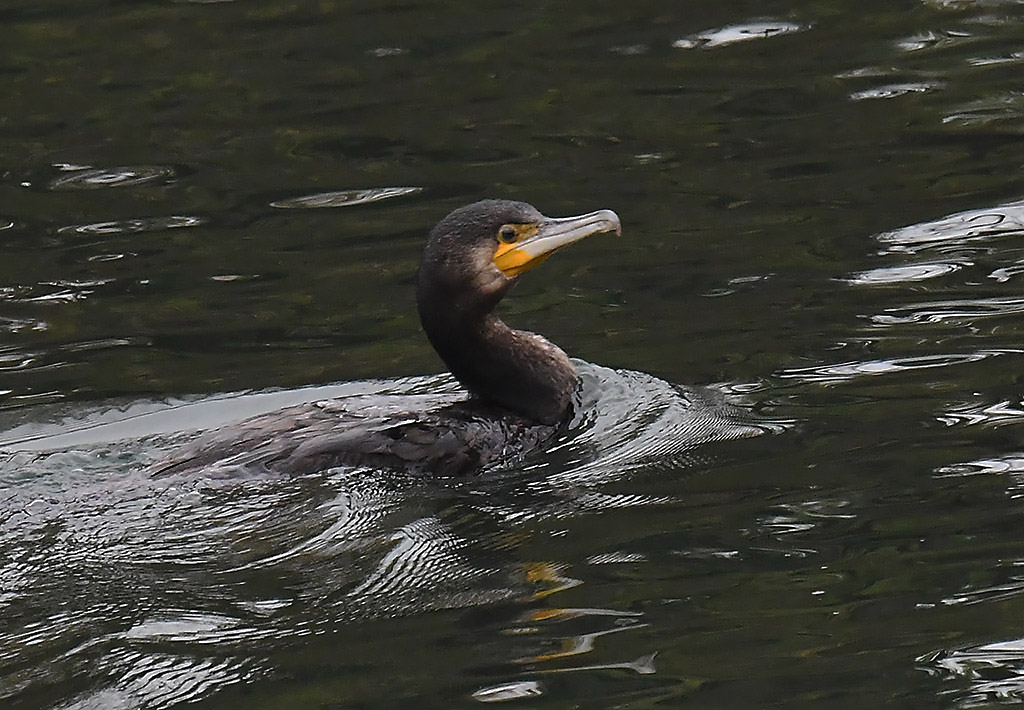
[148,398,554,477]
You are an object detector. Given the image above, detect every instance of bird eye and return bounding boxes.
[498,225,517,244]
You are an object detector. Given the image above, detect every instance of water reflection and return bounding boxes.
[896,30,974,52]
[535,653,657,676]
[966,51,1024,67]
[269,186,422,209]
[0,316,47,334]
[923,0,1021,7]
[922,639,1024,707]
[609,44,648,56]
[873,200,1024,254]
[368,47,408,58]
[472,680,544,702]
[944,92,1024,127]
[988,260,1024,282]
[0,347,38,371]
[777,351,1007,385]
[0,365,783,707]
[846,262,963,285]
[870,296,1024,326]
[672,21,808,49]
[849,81,944,100]
[12,279,114,305]
[57,215,205,236]
[937,399,1024,428]
[5,0,1024,706]
[937,454,1024,476]
[46,165,177,191]
[758,499,856,538]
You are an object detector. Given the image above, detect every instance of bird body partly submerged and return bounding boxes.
[150,397,557,477]
[151,199,621,476]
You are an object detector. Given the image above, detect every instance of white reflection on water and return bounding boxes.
[873,200,1024,255]
[57,215,205,236]
[937,454,1024,476]
[473,679,544,702]
[871,296,1024,326]
[896,29,973,52]
[672,20,808,49]
[58,652,258,710]
[921,638,1024,707]
[944,91,1024,127]
[849,81,945,100]
[270,187,422,209]
[850,199,1024,337]
[937,399,1024,428]
[777,350,1014,385]
[924,0,1024,8]
[758,499,857,538]
[846,262,963,285]
[47,165,177,190]
[935,451,1024,497]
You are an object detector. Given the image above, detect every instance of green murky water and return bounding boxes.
[4,1,1024,708]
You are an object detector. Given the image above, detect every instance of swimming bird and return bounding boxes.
[151,200,621,476]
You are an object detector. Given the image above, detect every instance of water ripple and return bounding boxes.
[13,279,115,305]
[57,215,205,236]
[937,400,1024,428]
[936,453,1024,476]
[849,81,945,101]
[0,316,47,334]
[62,651,258,710]
[235,479,400,572]
[874,200,1024,254]
[777,351,1008,384]
[270,186,422,209]
[966,51,1024,67]
[944,91,1024,128]
[920,638,1024,707]
[989,259,1024,282]
[925,0,1024,8]
[368,47,408,57]
[943,578,1024,606]
[472,680,544,702]
[348,516,473,600]
[835,66,909,80]
[758,499,856,537]
[610,44,649,56]
[0,347,41,372]
[672,20,808,49]
[47,165,176,191]
[0,366,786,705]
[871,296,1024,325]
[586,551,647,564]
[846,262,963,285]
[535,364,792,488]
[896,29,974,52]
[120,612,247,644]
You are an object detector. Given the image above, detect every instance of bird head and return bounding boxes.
[418,199,621,316]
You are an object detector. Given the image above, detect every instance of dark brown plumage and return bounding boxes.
[151,200,620,476]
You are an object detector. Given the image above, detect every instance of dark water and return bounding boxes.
[4,1,1024,708]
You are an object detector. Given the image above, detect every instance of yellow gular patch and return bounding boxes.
[493,223,541,277]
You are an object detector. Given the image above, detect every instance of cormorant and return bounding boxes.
[151,200,621,476]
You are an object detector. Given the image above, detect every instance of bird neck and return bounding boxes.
[419,307,578,425]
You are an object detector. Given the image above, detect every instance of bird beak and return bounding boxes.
[493,209,622,278]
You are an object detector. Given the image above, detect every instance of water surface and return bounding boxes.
[4,0,1024,708]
